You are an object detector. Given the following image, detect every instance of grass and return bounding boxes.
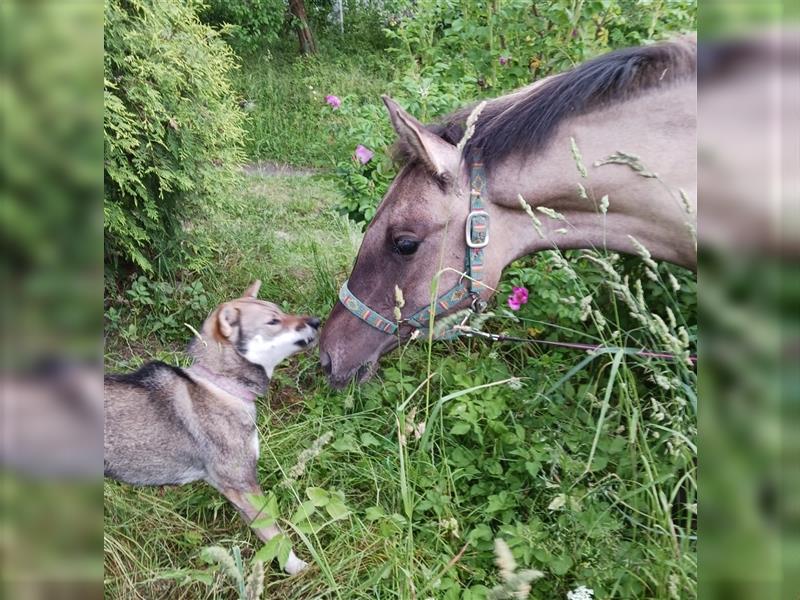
[104,165,697,598]
[233,43,394,168]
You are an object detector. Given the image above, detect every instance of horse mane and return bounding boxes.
[393,35,696,172]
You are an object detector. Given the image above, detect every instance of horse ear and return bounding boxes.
[382,96,459,180]
[242,279,261,298]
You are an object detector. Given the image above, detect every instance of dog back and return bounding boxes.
[104,362,206,485]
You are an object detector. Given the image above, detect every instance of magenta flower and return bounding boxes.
[354,144,374,164]
[499,55,510,66]
[507,286,529,311]
[325,94,341,109]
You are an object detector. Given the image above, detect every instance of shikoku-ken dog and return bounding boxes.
[104,280,319,575]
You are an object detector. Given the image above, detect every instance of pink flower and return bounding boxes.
[499,56,510,66]
[325,94,341,109]
[507,286,528,311]
[354,144,374,164]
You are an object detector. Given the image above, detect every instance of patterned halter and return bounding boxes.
[338,158,490,339]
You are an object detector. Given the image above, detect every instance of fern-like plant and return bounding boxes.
[104,0,245,276]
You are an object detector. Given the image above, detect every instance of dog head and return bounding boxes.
[209,280,320,377]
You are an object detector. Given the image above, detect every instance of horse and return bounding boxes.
[320,35,697,388]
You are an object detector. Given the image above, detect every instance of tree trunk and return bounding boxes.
[289,0,316,55]
[335,0,344,34]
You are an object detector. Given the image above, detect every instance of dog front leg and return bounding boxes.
[221,487,308,575]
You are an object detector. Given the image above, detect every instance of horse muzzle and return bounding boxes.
[319,302,398,388]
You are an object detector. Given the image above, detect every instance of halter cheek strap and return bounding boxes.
[466,159,489,282]
[338,158,490,339]
[339,281,399,335]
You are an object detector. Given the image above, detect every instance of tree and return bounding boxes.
[289,0,316,54]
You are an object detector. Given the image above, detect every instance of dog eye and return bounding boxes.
[267,318,280,325]
[393,238,420,256]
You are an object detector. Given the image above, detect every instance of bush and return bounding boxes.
[104,0,245,276]
[307,0,397,50]
[199,0,286,55]
[105,275,211,346]
[328,101,395,224]
[384,0,696,93]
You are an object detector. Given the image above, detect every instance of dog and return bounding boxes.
[104,280,318,575]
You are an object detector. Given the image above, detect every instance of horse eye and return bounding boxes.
[267,318,280,325]
[393,238,420,256]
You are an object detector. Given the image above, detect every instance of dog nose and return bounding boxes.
[307,317,321,330]
[320,351,332,376]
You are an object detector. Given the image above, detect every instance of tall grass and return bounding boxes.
[233,44,393,168]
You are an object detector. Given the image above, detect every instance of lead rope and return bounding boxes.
[451,324,697,364]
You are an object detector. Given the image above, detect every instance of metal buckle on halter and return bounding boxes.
[471,294,488,313]
[465,210,490,248]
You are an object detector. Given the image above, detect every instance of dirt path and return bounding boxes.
[242,161,326,177]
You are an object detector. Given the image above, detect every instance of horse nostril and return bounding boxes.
[355,363,371,382]
[320,351,332,376]
[307,317,321,330]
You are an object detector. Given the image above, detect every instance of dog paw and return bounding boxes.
[285,551,308,575]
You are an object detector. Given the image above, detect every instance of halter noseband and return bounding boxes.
[338,159,490,339]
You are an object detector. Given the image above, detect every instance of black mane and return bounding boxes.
[398,36,696,172]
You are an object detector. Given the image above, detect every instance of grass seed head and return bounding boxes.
[494,538,517,581]
[286,431,333,483]
[570,137,588,178]
[518,194,546,239]
[668,271,681,292]
[244,560,265,600]
[200,546,242,586]
[579,295,593,322]
[394,285,405,308]
[536,206,566,221]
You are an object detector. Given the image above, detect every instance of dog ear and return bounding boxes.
[242,280,261,299]
[217,305,240,338]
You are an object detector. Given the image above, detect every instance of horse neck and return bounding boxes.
[486,81,697,270]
